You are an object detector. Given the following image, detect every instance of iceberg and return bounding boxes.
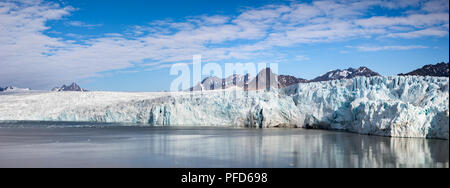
[0,76,448,139]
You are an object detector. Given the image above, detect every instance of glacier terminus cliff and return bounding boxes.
[0,76,448,139]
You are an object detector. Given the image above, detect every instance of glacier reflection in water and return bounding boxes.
[0,122,448,168]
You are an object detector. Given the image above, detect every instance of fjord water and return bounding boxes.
[0,121,448,168]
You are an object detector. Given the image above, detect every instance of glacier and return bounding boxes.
[0,76,448,139]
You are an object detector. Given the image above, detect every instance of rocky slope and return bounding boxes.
[399,62,449,77]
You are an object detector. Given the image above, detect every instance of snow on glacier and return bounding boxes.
[0,76,448,139]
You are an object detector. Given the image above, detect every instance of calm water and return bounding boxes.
[0,121,448,168]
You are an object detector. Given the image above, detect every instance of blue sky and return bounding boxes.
[0,0,448,91]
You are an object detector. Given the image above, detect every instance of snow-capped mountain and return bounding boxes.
[52,83,87,92]
[191,68,309,91]
[398,62,449,77]
[0,86,31,92]
[278,75,308,87]
[310,67,380,82]
[190,74,254,91]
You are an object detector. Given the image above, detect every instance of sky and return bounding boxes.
[0,0,449,91]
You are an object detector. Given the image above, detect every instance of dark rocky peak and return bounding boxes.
[398,62,449,77]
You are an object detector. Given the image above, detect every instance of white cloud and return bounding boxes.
[379,0,423,9]
[355,13,449,28]
[352,45,429,52]
[295,55,311,61]
[422,0,449,12]
[67,21,102,28]
[387,27,449,38]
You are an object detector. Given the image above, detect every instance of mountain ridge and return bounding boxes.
[2,62,448,92]
[52,82,88,92]
[192,66,382,91]
[0,86,31,92]
[189,62,449,91]
[398,62,449,77]
[310,66,381,82]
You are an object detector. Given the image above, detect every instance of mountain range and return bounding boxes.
[191,62,448,91]
[1,62,448,92]
[191,66,382,91]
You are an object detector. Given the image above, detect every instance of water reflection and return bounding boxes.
[0,126,448,168]
[138,129,448,168]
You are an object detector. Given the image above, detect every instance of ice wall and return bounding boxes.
[0,76,448,139]
[283,76,449,139]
